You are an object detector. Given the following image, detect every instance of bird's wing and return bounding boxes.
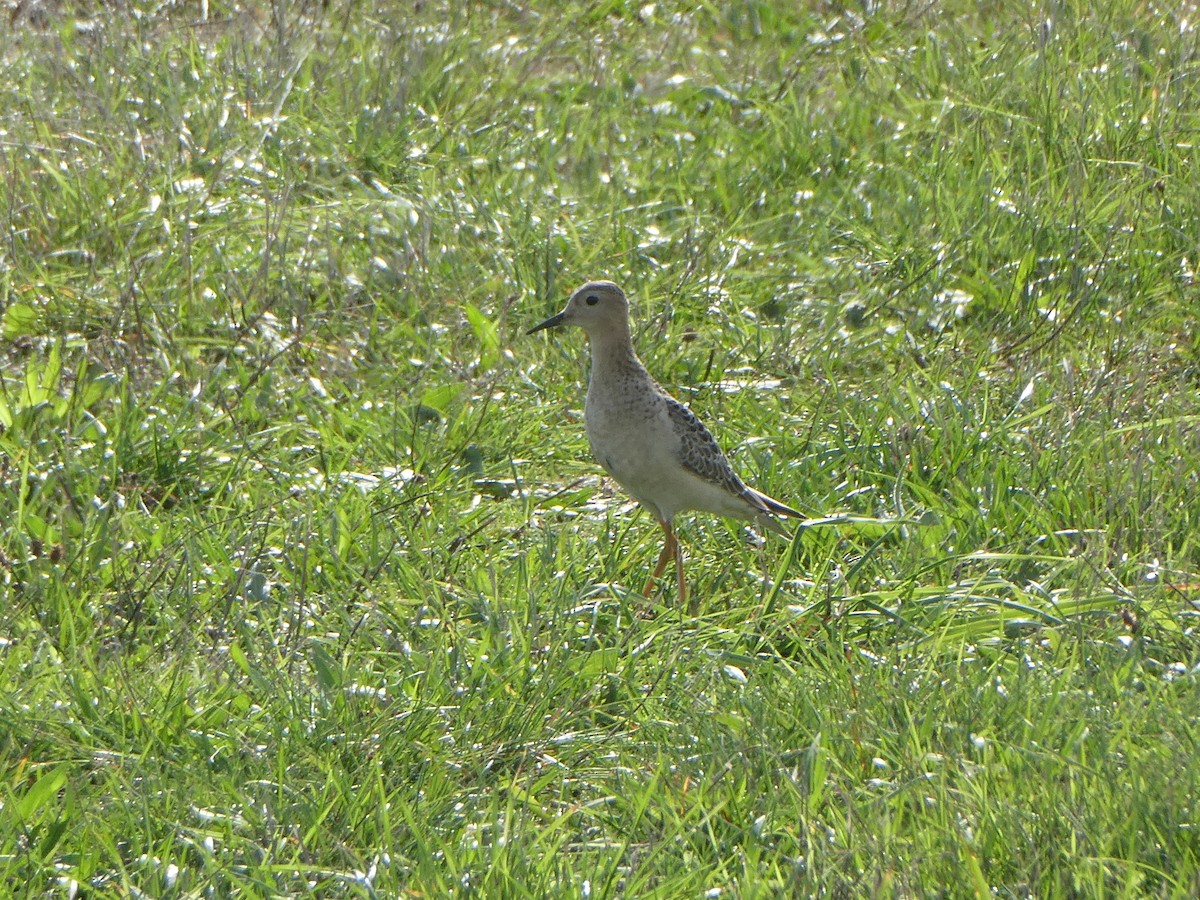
[664,395,801,527]
[663,396,749,499]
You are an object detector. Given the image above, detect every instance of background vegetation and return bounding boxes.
[1,0,1198,895]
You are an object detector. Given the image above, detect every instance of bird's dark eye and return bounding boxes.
[585,295,599,306]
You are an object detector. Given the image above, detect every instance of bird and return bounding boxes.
[527,280,801,605]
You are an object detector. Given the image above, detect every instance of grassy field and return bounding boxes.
[2,0,1199,895]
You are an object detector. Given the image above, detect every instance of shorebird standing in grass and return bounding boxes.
[528,280,801,605]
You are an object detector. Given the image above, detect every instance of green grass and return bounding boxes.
[2,0,1199,895]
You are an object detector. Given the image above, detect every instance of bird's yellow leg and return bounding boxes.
[643,520,676,598]
[671,523,688,608]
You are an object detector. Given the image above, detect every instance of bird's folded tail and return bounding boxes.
[748,487,802,536]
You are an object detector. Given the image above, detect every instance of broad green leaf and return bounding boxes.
[2,303,39,339]
[419,383,462,414]
[464,303,499,366]
[310,643,339,692]
[15,767,68,820]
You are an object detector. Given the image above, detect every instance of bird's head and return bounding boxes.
[526,281,630,336]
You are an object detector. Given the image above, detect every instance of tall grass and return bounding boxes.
[1,1,1198,896]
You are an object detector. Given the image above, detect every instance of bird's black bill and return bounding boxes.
[526,311,566,335]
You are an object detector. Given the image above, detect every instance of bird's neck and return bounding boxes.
[586,327,647,382]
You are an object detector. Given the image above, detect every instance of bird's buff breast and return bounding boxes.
[583,386,677,497]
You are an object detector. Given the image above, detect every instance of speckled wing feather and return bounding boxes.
[663,396,751,500]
